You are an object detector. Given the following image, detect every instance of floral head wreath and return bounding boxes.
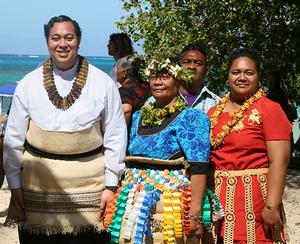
[143,58,194,84]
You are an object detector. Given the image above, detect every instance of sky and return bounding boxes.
[0,0,139,57]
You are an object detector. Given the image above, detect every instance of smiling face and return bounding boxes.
[150,72,180,106]
[228,57,260,101]
[47,21,79,70]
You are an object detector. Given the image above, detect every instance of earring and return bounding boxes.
[226,80,229,86]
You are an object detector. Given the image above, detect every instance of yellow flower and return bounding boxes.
[248,108,261,125]
[210,88,265,149]
[169,106,176,113]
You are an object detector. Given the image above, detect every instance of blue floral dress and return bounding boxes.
[128,108,210,164]
[105,108,223,243]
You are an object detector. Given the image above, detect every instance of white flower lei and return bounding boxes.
[144,58,194,84]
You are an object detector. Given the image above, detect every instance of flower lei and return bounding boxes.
[43,55,88,110]
[210,88,266,149]
[141,97,186,126]
[144,58,194,84]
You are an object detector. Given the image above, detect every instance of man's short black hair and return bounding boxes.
[180,44,206,58]
[44,15,81,44]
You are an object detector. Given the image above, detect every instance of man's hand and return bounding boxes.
[99,189,114,218]
[11,188,26,220]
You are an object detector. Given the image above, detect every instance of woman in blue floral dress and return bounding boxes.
[104,58,223,244]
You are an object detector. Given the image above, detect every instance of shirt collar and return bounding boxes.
[200,85,215,98]
[180,85,218,100]
[53,59,79,81]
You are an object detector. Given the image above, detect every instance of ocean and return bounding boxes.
[0,54,115,112]
[0,54,114,83]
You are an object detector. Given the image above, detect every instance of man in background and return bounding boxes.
[179,44,220,113]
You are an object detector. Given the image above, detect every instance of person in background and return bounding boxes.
[146,44,220,114]
[107,33,134,87]
[107,33,134,62]
[104,58,223,243]
[115,55,150,127]
[0,103,4,188]
[0,139,4,188]
[3,15,127,244]
[207,48,291,243]
[266,70,297,123]
[179,44,220,113]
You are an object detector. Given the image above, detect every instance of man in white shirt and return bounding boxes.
[3,15,127,244]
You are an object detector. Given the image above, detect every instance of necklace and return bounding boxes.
[43,55,89,110]
[210,88,266,149]
[141,97,187,126]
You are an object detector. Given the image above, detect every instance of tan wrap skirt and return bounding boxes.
[20,121,105,235]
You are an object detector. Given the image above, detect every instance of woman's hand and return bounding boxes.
[261,206,283,234]
[189,215,204,238]
[189,173,206,239]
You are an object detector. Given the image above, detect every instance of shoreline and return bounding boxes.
[0,169,300,244]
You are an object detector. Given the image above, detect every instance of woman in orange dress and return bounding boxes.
[207,48,292,244]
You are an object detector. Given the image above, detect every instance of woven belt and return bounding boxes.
[125,156,189,170]
[214,168,269,178]
[24,140,103,160]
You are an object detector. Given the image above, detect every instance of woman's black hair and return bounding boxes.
[44,15,82,44]
[109,33,134,58]
[128,57,146,83]
[227,48,262,74]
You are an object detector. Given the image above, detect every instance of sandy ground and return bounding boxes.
[0,169,300,244]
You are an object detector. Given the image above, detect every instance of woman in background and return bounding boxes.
[116,56,150,127]
[107,33,134,87]
[107,33,134,62]
[207,48,291,243]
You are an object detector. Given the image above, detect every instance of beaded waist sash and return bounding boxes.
[104,167,223,243]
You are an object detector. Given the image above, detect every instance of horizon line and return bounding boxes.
[0,53,113,59]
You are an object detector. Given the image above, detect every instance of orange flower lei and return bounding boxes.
[210,88,266,149]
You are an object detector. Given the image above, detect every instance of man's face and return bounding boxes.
[47,21,79,70]
[179,50,207,83]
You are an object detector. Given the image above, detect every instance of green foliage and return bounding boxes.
[117,0,300,103]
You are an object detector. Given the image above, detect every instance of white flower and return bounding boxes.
[169,65,178,77]
[144,68,151,76]
[147,60,157,70]
[175,64,181,70]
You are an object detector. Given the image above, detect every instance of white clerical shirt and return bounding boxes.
[4,59,127,189]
